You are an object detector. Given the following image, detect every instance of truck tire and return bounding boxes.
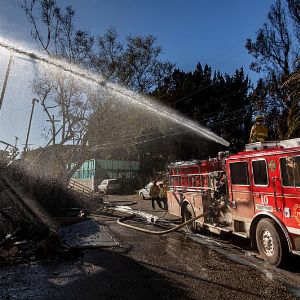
[183,203,197,233]
[256,218,288,267]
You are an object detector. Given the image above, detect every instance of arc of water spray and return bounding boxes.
[0,53,13,110]
[0,37,230,147]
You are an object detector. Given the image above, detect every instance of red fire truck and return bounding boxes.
[167,139,300,266]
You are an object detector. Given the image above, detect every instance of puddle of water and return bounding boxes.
[186,233,300,298]
[59,219,118,248]
[187,234,256,268]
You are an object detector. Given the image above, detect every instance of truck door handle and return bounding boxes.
[232,200,237,208]
[272,177,279,212]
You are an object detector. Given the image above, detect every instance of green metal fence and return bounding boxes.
[71,159,139,180]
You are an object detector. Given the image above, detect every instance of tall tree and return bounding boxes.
[152,64,251,156]
[246,0,300,139]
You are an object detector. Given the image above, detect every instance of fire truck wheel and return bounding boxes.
[256,218,288,266]
[183,204,197,233]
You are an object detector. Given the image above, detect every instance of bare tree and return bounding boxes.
[20,0,95,181]
[21,0,93,63]
[28,67,96,181]
[33,70,90,145]
[21,0,175,182]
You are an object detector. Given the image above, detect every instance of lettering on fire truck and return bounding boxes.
[256,195,273,212]
[294,204,300,226]
[268,160,276,172]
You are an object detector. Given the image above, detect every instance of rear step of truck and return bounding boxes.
[203,223,248,238]
[204,223,232,234]
[233,231,248,238]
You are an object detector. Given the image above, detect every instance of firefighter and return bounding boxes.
[249,116,268,143]
[216,173,227,199]
[159,180,168,210]
[150,180,162,210]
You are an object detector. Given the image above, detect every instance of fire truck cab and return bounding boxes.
[167,139,300,266]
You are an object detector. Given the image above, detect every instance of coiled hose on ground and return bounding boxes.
[117,209,211,235]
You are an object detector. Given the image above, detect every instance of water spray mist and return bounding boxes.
[0,37,230,147]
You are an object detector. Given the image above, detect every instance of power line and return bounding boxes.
[97,86,250,145]
[96,105,249,149]
[94,129,190,151]
[183,88,247,116]
[170,83,212,106]
[94,113,249,151]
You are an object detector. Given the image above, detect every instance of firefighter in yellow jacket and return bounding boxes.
[249,116,268,143]
[150,180,163,210]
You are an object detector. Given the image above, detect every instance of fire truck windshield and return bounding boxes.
[280,156,300,187]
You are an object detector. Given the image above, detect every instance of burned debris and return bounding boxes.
[0,157,104,266]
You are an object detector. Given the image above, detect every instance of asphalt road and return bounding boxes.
[1,194,300,299]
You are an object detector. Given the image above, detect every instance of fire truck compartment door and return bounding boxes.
[251,158,278,215]
[228,160,254,220]
[279,155,300,229]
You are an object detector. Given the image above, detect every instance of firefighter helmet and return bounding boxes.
[255,115,264,122]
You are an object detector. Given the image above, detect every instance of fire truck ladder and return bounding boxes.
[169,170,224,193]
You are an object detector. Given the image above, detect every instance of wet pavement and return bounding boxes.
[0,194,300,299]
[59,219,119,248]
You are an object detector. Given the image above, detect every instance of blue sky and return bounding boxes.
[0,0,274,149]
[1,0,274,77]
[58,0,274,78]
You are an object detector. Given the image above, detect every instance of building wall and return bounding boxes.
[96,159,139,179]
[71,159,139,191]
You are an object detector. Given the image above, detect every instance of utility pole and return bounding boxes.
[24,98,39,153]
[14,136,18,150]
[12,136,19,159]
[0,54,13,110]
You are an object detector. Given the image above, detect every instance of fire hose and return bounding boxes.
[117,209,211,235]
